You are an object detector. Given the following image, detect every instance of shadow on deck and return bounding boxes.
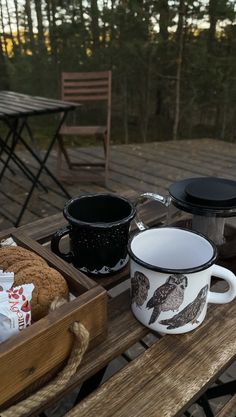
[0,138,235,230]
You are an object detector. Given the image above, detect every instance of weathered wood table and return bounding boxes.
[3,192,236,417]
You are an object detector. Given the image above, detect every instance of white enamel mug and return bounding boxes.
[128,227,236,334]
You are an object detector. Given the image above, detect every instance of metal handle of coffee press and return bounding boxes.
[134,192,169,231]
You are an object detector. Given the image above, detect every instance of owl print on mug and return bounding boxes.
[159,284,208,329]
[129,227,236,334]
[146,274,188,325]
[131,271,150,307]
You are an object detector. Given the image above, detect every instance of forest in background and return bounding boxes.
[0,0,236,144]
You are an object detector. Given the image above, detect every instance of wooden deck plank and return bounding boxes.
[65,286,236,417]
[143,141,236,177]
[0,138,236,228]
[121,144,234,178]
[71,141,236,188]
[22,148,130,195]
[54,147,162,192]
[215,394,236,417]
[59,155,160,193]
[73,147,178,188]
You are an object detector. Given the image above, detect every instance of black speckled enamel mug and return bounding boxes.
[51,193,136,276]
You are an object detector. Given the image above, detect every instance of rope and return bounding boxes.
[1,297,90,417]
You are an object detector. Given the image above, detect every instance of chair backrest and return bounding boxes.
[61,71,112,106]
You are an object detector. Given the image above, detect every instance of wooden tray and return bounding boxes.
[0,229,107,407]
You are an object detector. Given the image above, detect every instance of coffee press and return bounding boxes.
[136,177,236,262]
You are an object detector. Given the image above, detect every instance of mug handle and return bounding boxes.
[51,226,74,263]
[208,265,236,304]
[135,192,169,231]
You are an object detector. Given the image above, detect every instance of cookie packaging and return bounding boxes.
[0,283,34,343]
[0,271,14,291]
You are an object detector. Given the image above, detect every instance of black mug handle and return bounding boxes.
[51,225,73,263]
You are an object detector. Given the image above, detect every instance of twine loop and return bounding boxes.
[1,297,90,417]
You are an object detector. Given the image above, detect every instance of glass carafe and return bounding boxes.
[135,177,236,259]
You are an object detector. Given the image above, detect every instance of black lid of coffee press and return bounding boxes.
[169,177,236,217]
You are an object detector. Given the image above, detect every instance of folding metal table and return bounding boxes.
[0,91,77,226]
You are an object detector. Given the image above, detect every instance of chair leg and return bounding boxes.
[102,132,106,157]
[57,135,72,170]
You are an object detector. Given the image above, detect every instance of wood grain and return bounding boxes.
[0,227,17,240]
[13,230,96,292]
[65,284,236,417]
[2,138,236,228]
[0,285,107,407]
[0,229,107,407]
[6,290,149,416]
[18,212,66,243]
[63,71,109,80]
[215,394,236,417]
[2,180,236,415]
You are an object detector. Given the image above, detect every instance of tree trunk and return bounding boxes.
[45,0,58,62]
[5,0,17,54]
[173,0,185,141]
[34,0,46,54]
[78,0,86,32]
[90,0,100,52]
[22,7,28,55]
[110,0,115,43]
[13,0,22,51]
[123,75,129,144]
[159,0,169,42]
[208,0,218,53]
[0,2,8,57]
[71,0,76,26]
[0,36,9,89]
[78,0,88,60]
[155,0,169,120]
[45,0,52,50]
[141,49,152,142]
[25,0,36,55]
[102,0,108,47]
[220,41,231,140]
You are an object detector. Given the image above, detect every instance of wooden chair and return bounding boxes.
[57,70,112,182]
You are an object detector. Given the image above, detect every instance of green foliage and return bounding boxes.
[0,0,236,142]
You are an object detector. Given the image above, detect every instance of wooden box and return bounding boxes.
[0,229,107,408]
